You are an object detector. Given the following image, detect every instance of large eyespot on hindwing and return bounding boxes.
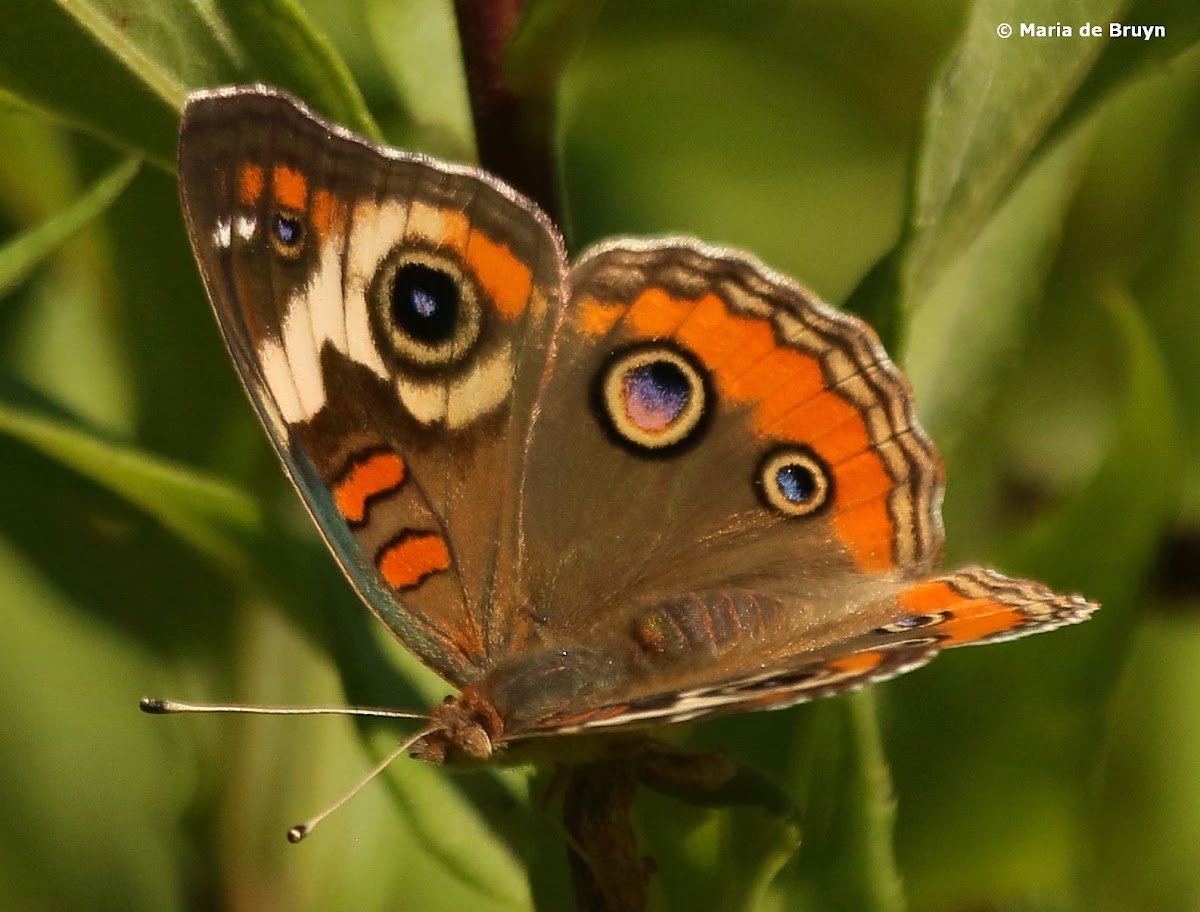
[756,446,832,517]
[368,246,483,370]
[594,344,710,455]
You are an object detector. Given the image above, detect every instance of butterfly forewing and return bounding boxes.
[178,87,567,686]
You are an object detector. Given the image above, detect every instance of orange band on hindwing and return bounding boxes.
[332,451,407,525]
[674,294,777,382]
[898,581,1024,646]
[577,297,625,335]
[724,346,823,404]
[625,288,695,337]
[830,497,894,572]
[584,287,900,572]
[827,650,885,675]
[377,532,452,590]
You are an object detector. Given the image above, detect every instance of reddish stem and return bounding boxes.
[453,0,561,222]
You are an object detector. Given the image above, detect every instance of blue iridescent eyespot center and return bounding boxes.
[268,212,305,259]
[893,614,926,629]
[622,360,690,432]
[390,263,459,345]
[272,213,302,248]
[775,462,817,504]
[598,345,708,453]
[370,249,481,369]
[757,448,830,517]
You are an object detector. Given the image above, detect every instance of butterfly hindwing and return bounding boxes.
[464,239,948,729]
[515,565,1095,737]
[462,240,1096,739]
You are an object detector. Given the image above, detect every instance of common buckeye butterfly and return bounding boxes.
[153,85,1097,839]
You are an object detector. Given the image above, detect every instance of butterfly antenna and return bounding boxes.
[139,697,427,720]
[286,725,438,843]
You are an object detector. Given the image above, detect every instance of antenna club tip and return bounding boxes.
[287,825,308,844]
[140,697,169,714]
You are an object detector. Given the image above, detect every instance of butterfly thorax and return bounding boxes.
[415,645,630,765]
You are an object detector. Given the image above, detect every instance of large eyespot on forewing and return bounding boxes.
[368,246,483,371]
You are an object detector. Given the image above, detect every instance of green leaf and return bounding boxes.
[1056,0,1200,139]
[0,156,141,295]
[0,0,181,168]
[899,0,1121,305]
[843,693,906,912]
[633,767,801,912]
[48,0,241,108]
[0,396,260,571]
[365,0,474,157]
[1088,612,1200,911]
[505,0,606,97]
[376,751,530,910]
[0,0,376,168]
[1010,282,1182,607]
[782,697,905,912]
[718,810,802,912]
[848,0,1200,338]
[904,123,1095,440]
[892,283,1181,910]
[217,0,380,138]
[0,537,193,912]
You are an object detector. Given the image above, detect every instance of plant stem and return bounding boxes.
[847,691,907,912]
[452,0,561,222]
[561,763,650,912]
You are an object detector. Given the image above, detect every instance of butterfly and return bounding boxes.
[167,84,1097,802]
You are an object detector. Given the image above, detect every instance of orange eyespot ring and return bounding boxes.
[756,447,831,517]
[596,344,709,454]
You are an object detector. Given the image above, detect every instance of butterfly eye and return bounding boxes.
[757,447,831,516]
[269,212,305,258]
[370,249,482,369]
[597,345,709,453]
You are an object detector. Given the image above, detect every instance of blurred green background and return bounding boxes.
[2,1,1199,910]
